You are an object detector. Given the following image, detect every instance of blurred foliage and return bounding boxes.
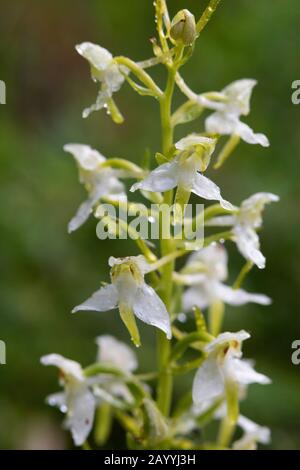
[0,0,300,449]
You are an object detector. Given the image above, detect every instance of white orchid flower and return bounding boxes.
[204,79,269,147]
[76,42,126,120]
[41,354,96,446]
[72,255,171,346]
[233,415,271,450]
[180,243,271,310]
[64,144,126,233]
[192,331,271,412]
[131,135,234,213]
[207,192,279,268]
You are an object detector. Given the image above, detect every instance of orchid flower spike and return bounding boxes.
[72,255,172,346]
[192,331,271,413]
[180,243,271,310]
[40,354,96,446]
[131,135,235,218]
[76,42,127,122]
[204,79,270,147]
[207,192,279,268]
[64,144,127,233]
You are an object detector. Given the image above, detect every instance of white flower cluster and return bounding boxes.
[42,5,278,450]
[41,336,138,446]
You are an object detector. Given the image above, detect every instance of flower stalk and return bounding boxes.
[42,0,277,451]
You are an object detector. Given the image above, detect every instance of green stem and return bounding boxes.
[99,158,145,177]
[208,300,225,336]
[156,67,176,417]
[114,57,163,98]
[170,331,212,361]
[155,0,170,53]
[214,134,240,169]
[217,417,236,448]
[233,260,254,290]
[196,0,222,35]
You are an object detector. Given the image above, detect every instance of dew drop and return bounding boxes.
[178,313,187,323]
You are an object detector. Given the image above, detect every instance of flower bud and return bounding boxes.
[170,9,196,46]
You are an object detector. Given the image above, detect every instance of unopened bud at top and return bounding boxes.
[170,9,196,46]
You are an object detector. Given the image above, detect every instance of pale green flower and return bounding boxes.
[180,243,271,310]
[64,144,126,233]
[192,331,271,410]
[204,79,270,147]
[207,192,279,268]
[41,354,96,446]
[73,256,171,346]
[76,42,126,119]
[131,135,234,211]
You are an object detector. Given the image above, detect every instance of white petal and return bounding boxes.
[205,112,236,135]
[183,285,210,311]
[187,244,228,282]
[69,172,125,233]
[206,112,269,147]
[237,415,271,444]
[236,121,270,147]
[103,174,126,198]
[192,356,225,407]
[95,335,137,372]
[176,272,207,286]
[64,144,105,171]
[233,417,271,450]
[75,42,112,71]
[66,388,96,446]
[215,283,271,306]
[68,196,96,233]
[241,192,280,211]
[104,63,126,93]
[205,330,250,354]
[222,79,257,116]
[82,89,111,118]
[233,358,271,385]
[72,284,119,313]
[192,173,235,210]
[130,160,179,193]
[132,283,172,339]
[134,255,153,275]
[234,225,265,269]
[40,354,84,382]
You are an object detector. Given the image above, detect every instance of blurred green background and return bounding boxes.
[0,0,300,449]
